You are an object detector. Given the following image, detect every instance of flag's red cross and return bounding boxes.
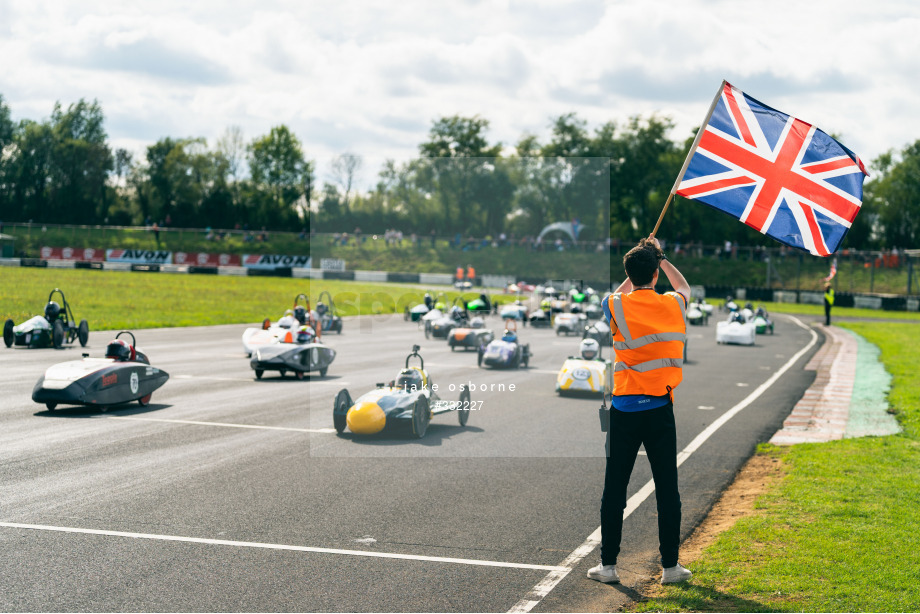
[678,85,862,257]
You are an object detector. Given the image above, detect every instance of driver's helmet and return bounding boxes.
[106,339,132,362]
[745,302,754,311]
[730,312,745,324]
[434,301,445,310]
[580,338,600,360]
[502,329,517,343]
[470,317,485,329]
[296,325,315,344]
[395,367,424,391]
[316,302,327,316]
[293,305,307,324]
[424,293,433,308]
[756,306,767,318]
[450,305,463,319]
[45,301,61,322]
[540,299,550,310]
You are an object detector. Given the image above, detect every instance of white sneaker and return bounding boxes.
[586,563,620,584]
[661,563,692,584]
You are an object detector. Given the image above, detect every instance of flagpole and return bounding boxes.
[651,79,727,238]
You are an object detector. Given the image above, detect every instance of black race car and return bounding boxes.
[4,288,89,349]
[316,291,343,334]
[333,345,472,438]
[32,331,169,411]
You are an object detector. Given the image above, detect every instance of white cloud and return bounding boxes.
[1,0,918,174]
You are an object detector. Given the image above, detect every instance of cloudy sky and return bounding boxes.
[1,0,918,186]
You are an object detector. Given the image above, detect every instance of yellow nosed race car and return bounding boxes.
[555,338,612,397]
[332,345,472,438]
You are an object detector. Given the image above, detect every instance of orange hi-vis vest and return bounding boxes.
[607,290,687,397]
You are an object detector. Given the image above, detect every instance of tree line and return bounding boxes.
[0,93,916,250]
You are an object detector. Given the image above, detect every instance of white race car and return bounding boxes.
[554,312,586,336]
[716,312,756,345]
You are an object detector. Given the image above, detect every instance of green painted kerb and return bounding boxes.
[844,329,901,438]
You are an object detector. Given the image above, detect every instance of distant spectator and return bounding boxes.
[152,222,160,244]
[164,214,172,226]
[430,229,436,247]
[205,227,214,240]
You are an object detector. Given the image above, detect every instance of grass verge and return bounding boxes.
[0,267,487,331]
[631,322,920,612]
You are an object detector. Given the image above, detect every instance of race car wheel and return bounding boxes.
[458,386,471,427]
[138,394,152,407]
[424,322,431,339]
[52,320,65,349]
[411,396,430,439]
[280,369,287,378]
[335,321,342,334]
[262,318,271,330]
[3,319,13,348]
[320,367,328,377]
[333,389,352,435]
[45,402,57,411]
[255,369,264,380]
[297,371,305,381]
[78,320,89,347]
[477,348,483,367]
[556,328,562,336]
[450,344,456,352]
[404,307,409,321]
[522,345,530,368]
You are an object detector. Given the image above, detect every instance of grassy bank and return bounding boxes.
[633,322,920,612]
[0,267,469,331]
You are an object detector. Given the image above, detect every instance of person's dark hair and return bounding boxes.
[623,238,663,286]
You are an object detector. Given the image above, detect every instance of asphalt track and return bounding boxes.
[0,311,821,612]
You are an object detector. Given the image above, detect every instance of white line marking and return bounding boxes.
[0,522,565,572]
[507,315,818,613]
[99,415,337,434]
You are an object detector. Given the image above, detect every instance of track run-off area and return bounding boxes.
[0,311,820,612]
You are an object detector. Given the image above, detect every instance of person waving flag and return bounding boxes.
[666,81,868,257]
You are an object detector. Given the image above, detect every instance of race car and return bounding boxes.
[583,320,613,347]
[527,300,553,328]
[404,292,445,322]
[687,300,710,326]
[555,338,612,397]
[554,312,586,336]
[753,306,774,334]
[332,345,472,438]
[426,299,469,339]
[32,331,169,411]
[716,311,756,345]
[498,301,528,323]
[242,293,317,356]
[4,288,89,350]
[478,321,531,369]
[465,293,492,316]
[583,292,604,320]
[250,325,336,379]
[316,291,343,334]
[447,317,495,351]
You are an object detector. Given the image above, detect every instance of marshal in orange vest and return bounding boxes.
[606,290,687,398]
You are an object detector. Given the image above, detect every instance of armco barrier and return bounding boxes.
[387,272,420,283]
[188,266,218,275]
[0,257,21,267]
[130,264,161,272]
[355,270,388,282]
[321,270,356,281]
[419,273,454,285]
[103,262,132,271]
[247,267,292,277]
[799,291,823,305]
[292,268,316,279]
[21,258,47,268]
[218,266,248,276]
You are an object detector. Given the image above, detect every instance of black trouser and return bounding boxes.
[824,302,832,326]
[600,401,681,568]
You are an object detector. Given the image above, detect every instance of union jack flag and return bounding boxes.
[676,81,868,256]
